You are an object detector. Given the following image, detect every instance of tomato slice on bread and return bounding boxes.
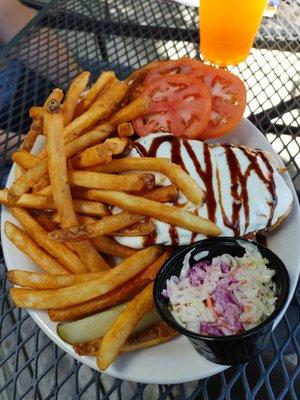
[144,59,246,138]
[133,74,212,138]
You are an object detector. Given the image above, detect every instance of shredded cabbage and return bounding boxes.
[163,245,277,336]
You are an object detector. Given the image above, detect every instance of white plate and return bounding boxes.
[2,118,300,384]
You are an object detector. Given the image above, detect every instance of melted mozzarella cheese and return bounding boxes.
[114,133,293,248]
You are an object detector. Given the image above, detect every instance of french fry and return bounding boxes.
[48,211,144,242]
[62,71,90,125]
[8,157,48,202]
[0,190,108,217]
[89,157,169,174]
[10,207,87,274]
[104,138,130,154]
[29,106,44,119]
[71,143,113,169]
[162,162,205,206]
[10,246,161,309]
[98,282,154,370]
[15,88,63,163]
[112,218,155,236]
[91,236,137,258]
[117,122,134,138]
[45,88,64,105]
[44,96,109,272]
[63,79,127,143]
[32,176,50,193]
[7,270,107,289]
[20,117,43,153]
[5,222,69,275]
[90,158,205,205]
[75,71,116,116]
[38,122,114,162]
[76,216,137,258]
[69,137,130,169]
[8,124,114,201]
[49,190,221,239]
[68,170,155,192]
[70,186,177,204]
[9,85,63,197]
[109,96,150,126]
[44,98,77,227]
[12,150,39,169]
[48,251,169,322]
[140,185,178,203]
[74,322,177,356]
[29,209,58,232]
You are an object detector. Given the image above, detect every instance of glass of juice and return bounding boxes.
[199,0,268,67]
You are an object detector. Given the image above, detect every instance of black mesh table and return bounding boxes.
[0,0,299,398]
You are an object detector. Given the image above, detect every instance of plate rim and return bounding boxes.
[1,117,300,384]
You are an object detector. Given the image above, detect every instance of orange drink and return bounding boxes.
[200,0,267,66]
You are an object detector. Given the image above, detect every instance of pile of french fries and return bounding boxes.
[2,68,220,370]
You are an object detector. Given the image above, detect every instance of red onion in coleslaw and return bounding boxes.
[162,242,277,336]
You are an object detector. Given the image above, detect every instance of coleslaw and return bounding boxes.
[162,242,277,336]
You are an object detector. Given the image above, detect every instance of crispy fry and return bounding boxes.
[0,189,108,217]
[10,207,87,274]
[62,71,90,125]
[90,158,205,205]
[45,88,64,105]
[112,218,155,236]
[70,186,176,204]
[8,124,114,201]
[69,137,130,169]
[71,143,113,169]
[63,79,127,143]
[68,170,155,192]
[77,216,137,258]
[10,246,161,309]
[49,251,169,322]
[12,150,38,169]
[117,122,134,138]
[5,222,69,275]
[30,209,58,232]
[74,322,177,356]
[44,98,74,226]
[109,96,150,126]
[50,189,221,237]
[91,236,137,258]
[89,157,169,173]
[162,163,205,206]
[7,270,107,289]
[48,211,144,241]
[104,138,130,154]
[8,158,48,202]
[75,71,115,116]
[32,176,50,193]
[98,282,154,370]
[20,117,43,153]
[44,96,109,272]
[140,185,178,203]
[29,106,44,119]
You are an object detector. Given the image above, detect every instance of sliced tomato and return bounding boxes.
[133,74,212,138]
[144,59,247,138]
[144,58,207,86]
[196,67,247,138]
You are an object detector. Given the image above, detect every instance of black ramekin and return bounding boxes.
[153,237,290,365]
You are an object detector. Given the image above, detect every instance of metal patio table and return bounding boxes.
[0,0,299,398]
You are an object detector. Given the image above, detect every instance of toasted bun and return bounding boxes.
[73,322,178,356]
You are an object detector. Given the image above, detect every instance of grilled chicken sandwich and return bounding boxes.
[114,133,293,248]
